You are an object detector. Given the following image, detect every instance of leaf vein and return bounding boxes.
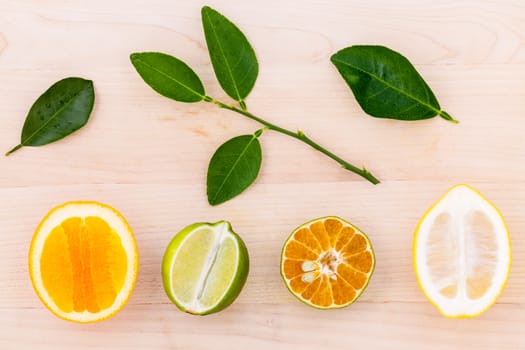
[394,102,419,116]
[210,135,258,203]
[203,10,243,102]
[333,58,439,115]
[364,85,389,102]
[133,57,204,99]
[22,88,84,145]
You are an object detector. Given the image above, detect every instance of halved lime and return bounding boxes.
[161,221,249,315]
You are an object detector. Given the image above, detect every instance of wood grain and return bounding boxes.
[1,0,524,349]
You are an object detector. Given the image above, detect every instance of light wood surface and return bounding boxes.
[1,0,525,349]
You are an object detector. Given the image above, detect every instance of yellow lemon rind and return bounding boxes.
[413,184,512,318]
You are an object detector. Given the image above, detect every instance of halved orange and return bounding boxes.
[29,201,138,323]
[280,216,375,309]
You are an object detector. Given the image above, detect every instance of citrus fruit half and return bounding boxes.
[414,184,511,318]
[29,201,138,323]
[280,216,375,309]
[162,221,249,315]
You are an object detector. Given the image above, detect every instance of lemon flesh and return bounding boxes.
[414,185,511,318]
[162,221,249,315]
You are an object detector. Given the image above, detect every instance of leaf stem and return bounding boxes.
[239,100,247,111]
[5,144,23,156]
[439,110,459,124]
[206,97,380,185]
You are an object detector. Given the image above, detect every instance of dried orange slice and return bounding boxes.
[29,201,138,323]
[280,216,375,309]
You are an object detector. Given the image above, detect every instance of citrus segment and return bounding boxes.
[162,221,249,315]
[29,202,138,323]
[280,216,375,309]
[170,227,216,304]
[199,236,238,309]
[39,225,74,313]
[414,185,511,318]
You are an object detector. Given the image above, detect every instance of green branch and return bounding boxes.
[206,97,380,185]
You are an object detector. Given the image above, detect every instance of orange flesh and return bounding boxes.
[282,218,373,307]
[40,216,127,313]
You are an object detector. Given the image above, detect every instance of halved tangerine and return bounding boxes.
[280,216,375,309]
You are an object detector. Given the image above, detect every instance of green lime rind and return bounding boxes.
[161,221,249,316]
[279,215,375,310]
[203,222,249,315]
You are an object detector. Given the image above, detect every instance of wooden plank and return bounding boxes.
[0,0,524,348]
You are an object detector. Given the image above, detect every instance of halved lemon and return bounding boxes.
[414,184,511,318]
[29,201,138,323]
[162,221,249,315]
[280,216,375,309]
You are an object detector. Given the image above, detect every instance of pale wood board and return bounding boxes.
[1,0,524,349]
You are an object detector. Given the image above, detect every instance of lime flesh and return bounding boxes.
[162,221,249,315]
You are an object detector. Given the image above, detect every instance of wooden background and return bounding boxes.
[1,0,524,348]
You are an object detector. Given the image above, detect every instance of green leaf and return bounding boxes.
[130,52,205,103]
[207,131,263,205]
[201,6,258,108]
[331,45,457,123]
[6,77,95,156]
